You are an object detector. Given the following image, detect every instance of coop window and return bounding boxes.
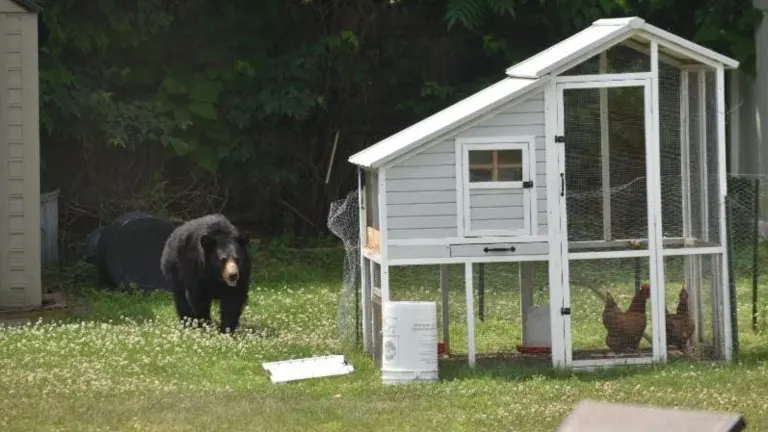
[459,137,537,238]
[468,149,523,182]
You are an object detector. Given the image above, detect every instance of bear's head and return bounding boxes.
[200,232,249,287]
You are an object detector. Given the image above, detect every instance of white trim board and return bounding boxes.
[388,235,548,246]
[557,78,648,91]
[553,72,653,84]
[386,255,549,266]
[649,41,668,363]
[571,356,655,370]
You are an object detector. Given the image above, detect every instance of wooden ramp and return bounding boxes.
[558,400,746,432]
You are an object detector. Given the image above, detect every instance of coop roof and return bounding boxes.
[348,16,739,169]
[505,17,739,79]
[348,76,545,169]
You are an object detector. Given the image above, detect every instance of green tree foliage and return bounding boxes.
[38,0,762,241]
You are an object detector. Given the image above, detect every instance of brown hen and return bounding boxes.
[602,283,651,353]
[665,286,695,353]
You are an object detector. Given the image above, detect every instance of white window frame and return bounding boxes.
[456,136,537,238]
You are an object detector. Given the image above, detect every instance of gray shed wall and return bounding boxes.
[0,7,41,308]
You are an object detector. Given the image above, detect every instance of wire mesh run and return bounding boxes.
[563,85,649,252]
[663,254,726,361]
[387,262,551,364]
[568,257,655,361]
[658,64,722,248]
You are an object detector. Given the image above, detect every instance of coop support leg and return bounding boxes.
[361,257,371,354]
[753,178,761,332]
[371,262,383,366]
[464,262,476,368]
[440,264,451,355]
[519,262,535,346]
[478,263,485,322]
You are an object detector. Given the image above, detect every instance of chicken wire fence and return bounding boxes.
[326,189,361,348]
[561,62,721,250]
[388,262,551,360]
[727,173,767,335]
[568,257,654,361]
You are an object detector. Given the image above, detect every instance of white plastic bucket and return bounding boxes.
[381,301,439,385]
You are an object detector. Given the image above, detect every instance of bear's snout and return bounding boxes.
[222,259,239,287]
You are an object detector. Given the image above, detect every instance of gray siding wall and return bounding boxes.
[468,189,526,232]
[385,92,548,240]
[0,11,41,307]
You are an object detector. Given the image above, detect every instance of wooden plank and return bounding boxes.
[364,227,380,255]
[456,124,545,139]
[387,190,455,205]
[387,178,455,192]
[470,206,526,220]
[388,228,458,239]
[387,165,455,180]
[387,203,456,218]
[387,215,456,230]
[396,152,454,167]
[388,244,451,260]
[471,219,526,231]
[479,112,545,128]
[498,97,544,114]
[557,400,746,432]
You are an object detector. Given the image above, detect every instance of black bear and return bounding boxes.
[160,214,251,334]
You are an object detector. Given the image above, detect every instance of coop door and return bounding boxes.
[555,79,663,368]
[460,138,536,237]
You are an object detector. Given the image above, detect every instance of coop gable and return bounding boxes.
[348,16,738,170]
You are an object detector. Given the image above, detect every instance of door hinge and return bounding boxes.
[560,307,571,316]
[560,173,565,197]
[522,180,534,189]
[555,135,566,143]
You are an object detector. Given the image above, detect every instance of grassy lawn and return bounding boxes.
[2,245,768,431]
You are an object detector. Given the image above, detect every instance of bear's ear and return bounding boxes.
[200,234,216,252]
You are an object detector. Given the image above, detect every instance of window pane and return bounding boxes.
[469,168,493,182]
[497,167,523,181]
[468,150,493,165]
[497,149,522,165]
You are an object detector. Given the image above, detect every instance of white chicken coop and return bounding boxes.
[348,17,737,370]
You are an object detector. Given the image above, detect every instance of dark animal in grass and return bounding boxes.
[160,214,251,334]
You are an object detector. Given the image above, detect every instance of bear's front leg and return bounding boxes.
[186,285,214,329]
[219,291,247,334]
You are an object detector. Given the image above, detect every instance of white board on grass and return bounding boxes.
[262,355,354,384]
